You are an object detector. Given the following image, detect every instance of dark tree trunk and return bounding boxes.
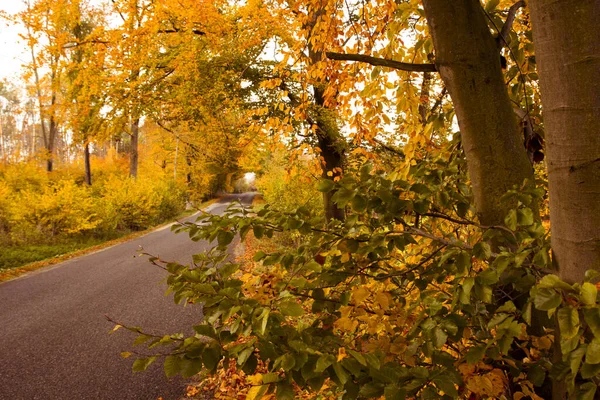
[307,7,346,222]
[84,143,92,186]
[129,117,139,178]
[47,113,57,172]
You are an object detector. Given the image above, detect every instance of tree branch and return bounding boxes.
[157,28,205,36]
[326,52,437,73]
[497,1,525,50]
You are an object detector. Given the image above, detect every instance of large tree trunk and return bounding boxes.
[422,0,535,226]
[529,0,600,286]
[529,4,599,397]
[129,117,139,178]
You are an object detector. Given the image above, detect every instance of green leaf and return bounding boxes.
[133,334,153,346]
[581,283,598,306]
[585,338,600,364]
[253,225,265,239]
[317,179,335,193]
[263,373,280,384]
[348,349,367,366]
[527,364,546,387]
[473,242,492,260]
[275,381,294,400]
[217,230,234,246]
[538,274,574,291]
[465,345,486,364]
[497,301,516,313]
[580,362,600,379]
[433,374,459,397]
[485,0,500,12]
[432,327,448,349]
[164,355,180,378]
[576,383,597,400]
[132,356,157,372]
[279,353,296,371]
[517,208,534,226]
[315,354,335,373]
[351,195,367,212]
[333,363,350,385]
[460,278,474,304]
[558,306,580,340]
[487,313,510,329]
[584,308,600,338]
[534,288,562,311]
[279,301,304,317]
[505,209,518,231]
[181,358,203,378]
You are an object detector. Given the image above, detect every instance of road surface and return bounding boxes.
[0,193,255,400]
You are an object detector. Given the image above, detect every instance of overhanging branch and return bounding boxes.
[326,52,437,73]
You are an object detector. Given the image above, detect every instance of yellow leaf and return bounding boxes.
[246,384,269,400]
[337,347,347,362]
[248,374,263,385]
[375,292,391,311]
[352,286,370,303]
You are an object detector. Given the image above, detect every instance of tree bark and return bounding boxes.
[84,143,92,185]
[307,7,346,222]
[47,111,57,172]
[129,117,139,178]
[421,0,535,226]
[529,0,600,286]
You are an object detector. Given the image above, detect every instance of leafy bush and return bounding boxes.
[0,159,187,246]
[8,180,99,242]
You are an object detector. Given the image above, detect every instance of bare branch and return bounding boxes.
[326,52,438,73]
[497,1,525,50]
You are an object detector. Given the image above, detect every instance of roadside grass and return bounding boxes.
[0,197,221,283]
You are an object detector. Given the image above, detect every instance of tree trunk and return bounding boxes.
[307,7,346,222]
[422,0,535,226]
[84,143,92,185]
[529,4,599,396]
[47,112,57,172]
[129,117,139,178]
[528,0,600,286]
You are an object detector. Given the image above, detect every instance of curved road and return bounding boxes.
[0,193,255,400]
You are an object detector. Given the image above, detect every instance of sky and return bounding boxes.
[0,2,27,82]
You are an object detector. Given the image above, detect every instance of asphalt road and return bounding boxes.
[0,193,255,400]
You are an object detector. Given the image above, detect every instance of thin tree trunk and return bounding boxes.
[47,116,57,172]
[421,0,535,226]
[129,117,139,178]
[84,143,92,185]
[529,0,600,286]
[174,137,179,180]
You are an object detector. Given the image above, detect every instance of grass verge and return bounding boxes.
[0,197,221,283]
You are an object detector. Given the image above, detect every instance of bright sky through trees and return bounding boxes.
[0,3,26,80]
